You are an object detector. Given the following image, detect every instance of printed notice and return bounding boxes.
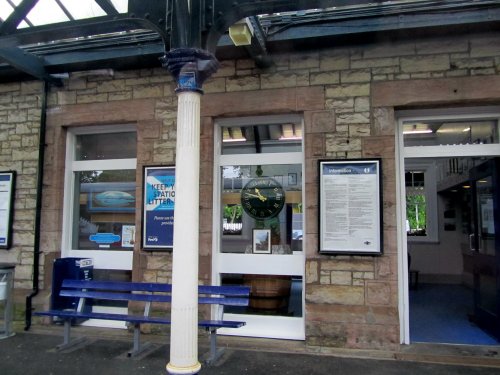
[142,166,175,249]
[0,172,15,248]
[319,161,381,254]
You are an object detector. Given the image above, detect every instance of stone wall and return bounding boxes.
[0,31,499,350]
[0,81,43,292]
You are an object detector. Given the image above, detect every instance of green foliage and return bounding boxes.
[406,194,426,233]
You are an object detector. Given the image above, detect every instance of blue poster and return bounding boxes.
[143,166,175,249]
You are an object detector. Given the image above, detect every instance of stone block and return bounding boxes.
[319,50,350,71]
[366,281,392,305]
[133,85,163,99]
[306,284,365,305]
[363,41,415,59]
[226,75,260,91]
[325,83,370,98]
[351,57,399,69]
[108,91,133,101]
[401,55,450,73]
[336,112,370,125]
[203,77,226,93]
[470,36,500,58]
[330,271,352,285]
[310,71,340,86]
[261,71,309,89]
[325,135,361,153]
[341,69,371,83]
[306,260,318,283]
[322,259,374,272]
[290,52,319,70]
[77,93,108,103]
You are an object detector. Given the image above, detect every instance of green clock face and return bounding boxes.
[241,177,285,220]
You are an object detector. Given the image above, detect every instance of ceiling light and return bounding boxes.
[229,18,254,46]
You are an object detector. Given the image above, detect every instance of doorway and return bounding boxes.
[398,109,500,345]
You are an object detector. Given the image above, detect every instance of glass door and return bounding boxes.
[62,126,137,327]
[214,116,305,340]
[469,159,500,339]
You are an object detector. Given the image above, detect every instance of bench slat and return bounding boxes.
[35,310,245,329]
[61,280,250,297]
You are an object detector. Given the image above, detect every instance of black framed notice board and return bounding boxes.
[318,159,382,255]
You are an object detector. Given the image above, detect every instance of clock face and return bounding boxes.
[241,177,285,220]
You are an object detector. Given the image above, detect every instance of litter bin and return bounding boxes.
[0,263,15,339]
[51,258,93,311]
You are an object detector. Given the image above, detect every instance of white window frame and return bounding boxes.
[61,124,137,270]
[212,114,306,340]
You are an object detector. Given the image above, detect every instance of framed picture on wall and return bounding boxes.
[318,159,383,255]
[253,229,271,254]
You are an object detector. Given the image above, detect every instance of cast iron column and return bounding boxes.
[161,48,219,375]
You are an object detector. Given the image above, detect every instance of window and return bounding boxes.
[63,126,137,251]
[404,161,438,242]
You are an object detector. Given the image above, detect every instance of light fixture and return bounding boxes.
[403,123,433,135]
[279,124,302,141]
[229,18,254,46]
[222,127,246,142]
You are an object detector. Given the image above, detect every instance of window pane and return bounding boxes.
[222,123,302,154]
[403,119,499,147]
[406,171,427,236]
[72,169,136,250]
[221,274,303,317]
[75,132,136,160]
[221,164,302,253]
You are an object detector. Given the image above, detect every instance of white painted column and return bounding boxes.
[167,91,202,375]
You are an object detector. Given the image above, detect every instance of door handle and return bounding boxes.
[469,234,476,251]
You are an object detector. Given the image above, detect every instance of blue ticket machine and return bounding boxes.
[51,257,93,311]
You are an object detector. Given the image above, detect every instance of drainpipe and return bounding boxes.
[25,80,48,331]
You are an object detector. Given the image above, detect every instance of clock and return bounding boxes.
[241,177,285,220]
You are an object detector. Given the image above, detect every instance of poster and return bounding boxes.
[0,171,15,249]
[319,160,382,254]
[142,166,175,250]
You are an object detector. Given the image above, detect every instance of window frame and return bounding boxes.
[61,124,137,259]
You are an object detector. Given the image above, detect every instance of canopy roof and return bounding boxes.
[0,0,499,84]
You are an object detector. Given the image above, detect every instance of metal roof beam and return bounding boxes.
[0,16,167,48]
[0,0,39,34]
[95,0,119,16]
[0,47,61,85]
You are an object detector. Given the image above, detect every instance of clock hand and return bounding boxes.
[245,193,264,199]
[254,188,267,202]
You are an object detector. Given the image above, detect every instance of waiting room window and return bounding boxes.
[64,126,137,251]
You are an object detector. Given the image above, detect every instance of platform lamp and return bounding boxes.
[229,18,254,46]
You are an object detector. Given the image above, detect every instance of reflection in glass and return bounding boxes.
[75,132,137,160]
[72,169,136,250]
[403,120,498,147]
[221,273,303,317]
[220,164,302,253]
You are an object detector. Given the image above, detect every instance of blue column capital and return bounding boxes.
[161,48,220,94]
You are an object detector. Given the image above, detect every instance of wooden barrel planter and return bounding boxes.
[243,275,292,311]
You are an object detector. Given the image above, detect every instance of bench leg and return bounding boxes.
[204,328,225,366]
[127,323,154,358]
[56,320,87,351]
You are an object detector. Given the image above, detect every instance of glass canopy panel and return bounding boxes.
[0,0,14,21]
[59,0,108,20]
[110,0,128,13]
[26,0,70,26]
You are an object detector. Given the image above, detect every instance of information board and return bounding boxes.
[319,160,382,255]
[0,171,15,249]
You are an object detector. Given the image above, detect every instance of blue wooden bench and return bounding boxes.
[34,279,250,363]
